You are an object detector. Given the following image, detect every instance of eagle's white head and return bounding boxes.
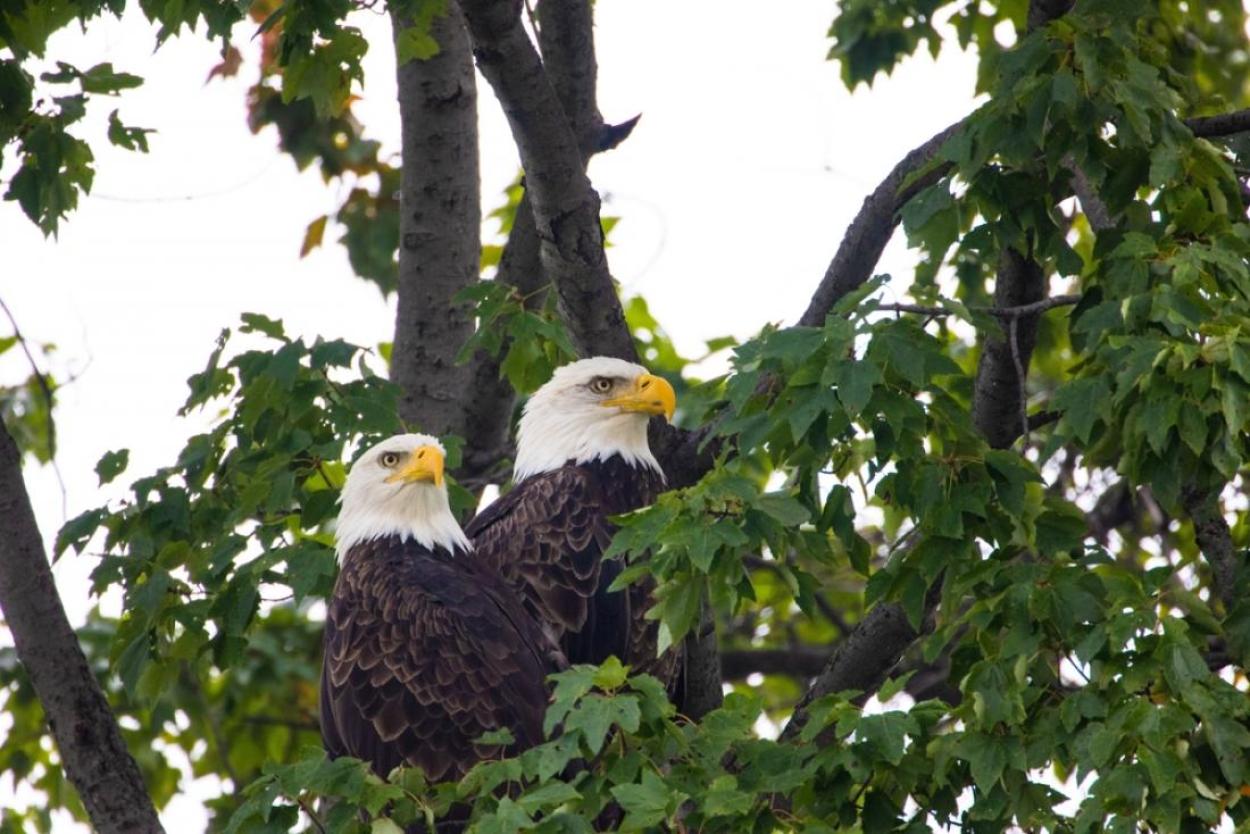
[513,356,676,482]
[335,433,471,559]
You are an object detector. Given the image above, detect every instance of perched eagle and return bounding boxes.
[465,357,681,691]
[320,434,562,783]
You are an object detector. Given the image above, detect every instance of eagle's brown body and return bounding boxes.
[466,456,680,692]
[320,535,560,782]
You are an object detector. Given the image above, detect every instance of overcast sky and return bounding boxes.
[1,2,980,828]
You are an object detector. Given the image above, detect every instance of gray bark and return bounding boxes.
[0,419,165,834]
[457,0,614,485]
[1182,487,1240,609]
[535,0,603,153]
[390,5,482,437]
[798,120,963,327]
[458,0,637,361]
[971,247,1046,448]
[720,647,829,681]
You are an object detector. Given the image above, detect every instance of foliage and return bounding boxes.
[0,330,58,463]
[6,1,1250,833]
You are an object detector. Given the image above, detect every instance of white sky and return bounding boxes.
[1,2,980,829]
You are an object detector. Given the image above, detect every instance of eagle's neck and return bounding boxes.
[335,485,470,560]
[513,403,662,483]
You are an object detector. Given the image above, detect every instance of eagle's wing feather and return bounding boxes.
[321,537,553,782]
[466,466,629,664]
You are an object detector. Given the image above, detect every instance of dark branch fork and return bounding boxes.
[459,0,637,363]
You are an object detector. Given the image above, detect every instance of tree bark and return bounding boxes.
[680,591,723,719]
[458,0,636,361]
[457,0,616,485]
[780,592,938,742]
[971,246,1046,448]
[1182,487,1240,609]
[1185,109,1250,138]
[390,5,482,437]
[720,646,829,680]
[798,120,963,327]
[535,0,603,153]
[0,419,164,834]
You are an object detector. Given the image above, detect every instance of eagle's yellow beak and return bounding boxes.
[385,444,445,487]
[601,373,677,421]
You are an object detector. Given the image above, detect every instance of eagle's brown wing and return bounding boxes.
[465,466,629,664]
[320,537,557,782]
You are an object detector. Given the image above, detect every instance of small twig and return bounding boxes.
[1028,410,1060,432]
[296,796,328,834]
[239,715,321,732]
[1009,316,1029,447]
[872,294,1081,321]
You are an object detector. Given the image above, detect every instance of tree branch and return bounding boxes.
[0,418,164,834]
[389,5,481,438]
[779,582,942,743]
[680,593,723,719]
[720,646,830,681]
[873,294,1080,320]
[1185,109,1250,138]
[971,247,1047,449]
[1182,486,1240,609]
[459,0,636,361]
[534,0,602,153]
[798,120,963,327]
[458,0,633,487]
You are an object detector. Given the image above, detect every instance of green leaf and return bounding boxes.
[754,492,810,526]
[239,312,287,341]
[611,771,682,832]
[81,62,143,94]
[702,775,754,817]
[395,26,440,63]
[94,448,129,485]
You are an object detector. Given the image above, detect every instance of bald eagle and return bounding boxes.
[320,434,562,783]
[465,357,681,692]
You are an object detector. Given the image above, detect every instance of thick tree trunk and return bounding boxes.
[389,6,482,437]
[0,420,164,834]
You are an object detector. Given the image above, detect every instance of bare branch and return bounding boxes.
[0,418,164,834]
[798,119,963,327]
[535,0,602,153]
[873,294,1080,320]
[459,0,636,361]
[458,0,631,485]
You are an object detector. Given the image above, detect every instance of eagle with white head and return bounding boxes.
[466,357,682,693]
[320,433,561,783]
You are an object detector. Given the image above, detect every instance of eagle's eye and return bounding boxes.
[589,377,614,394]
[379,451,402,468]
